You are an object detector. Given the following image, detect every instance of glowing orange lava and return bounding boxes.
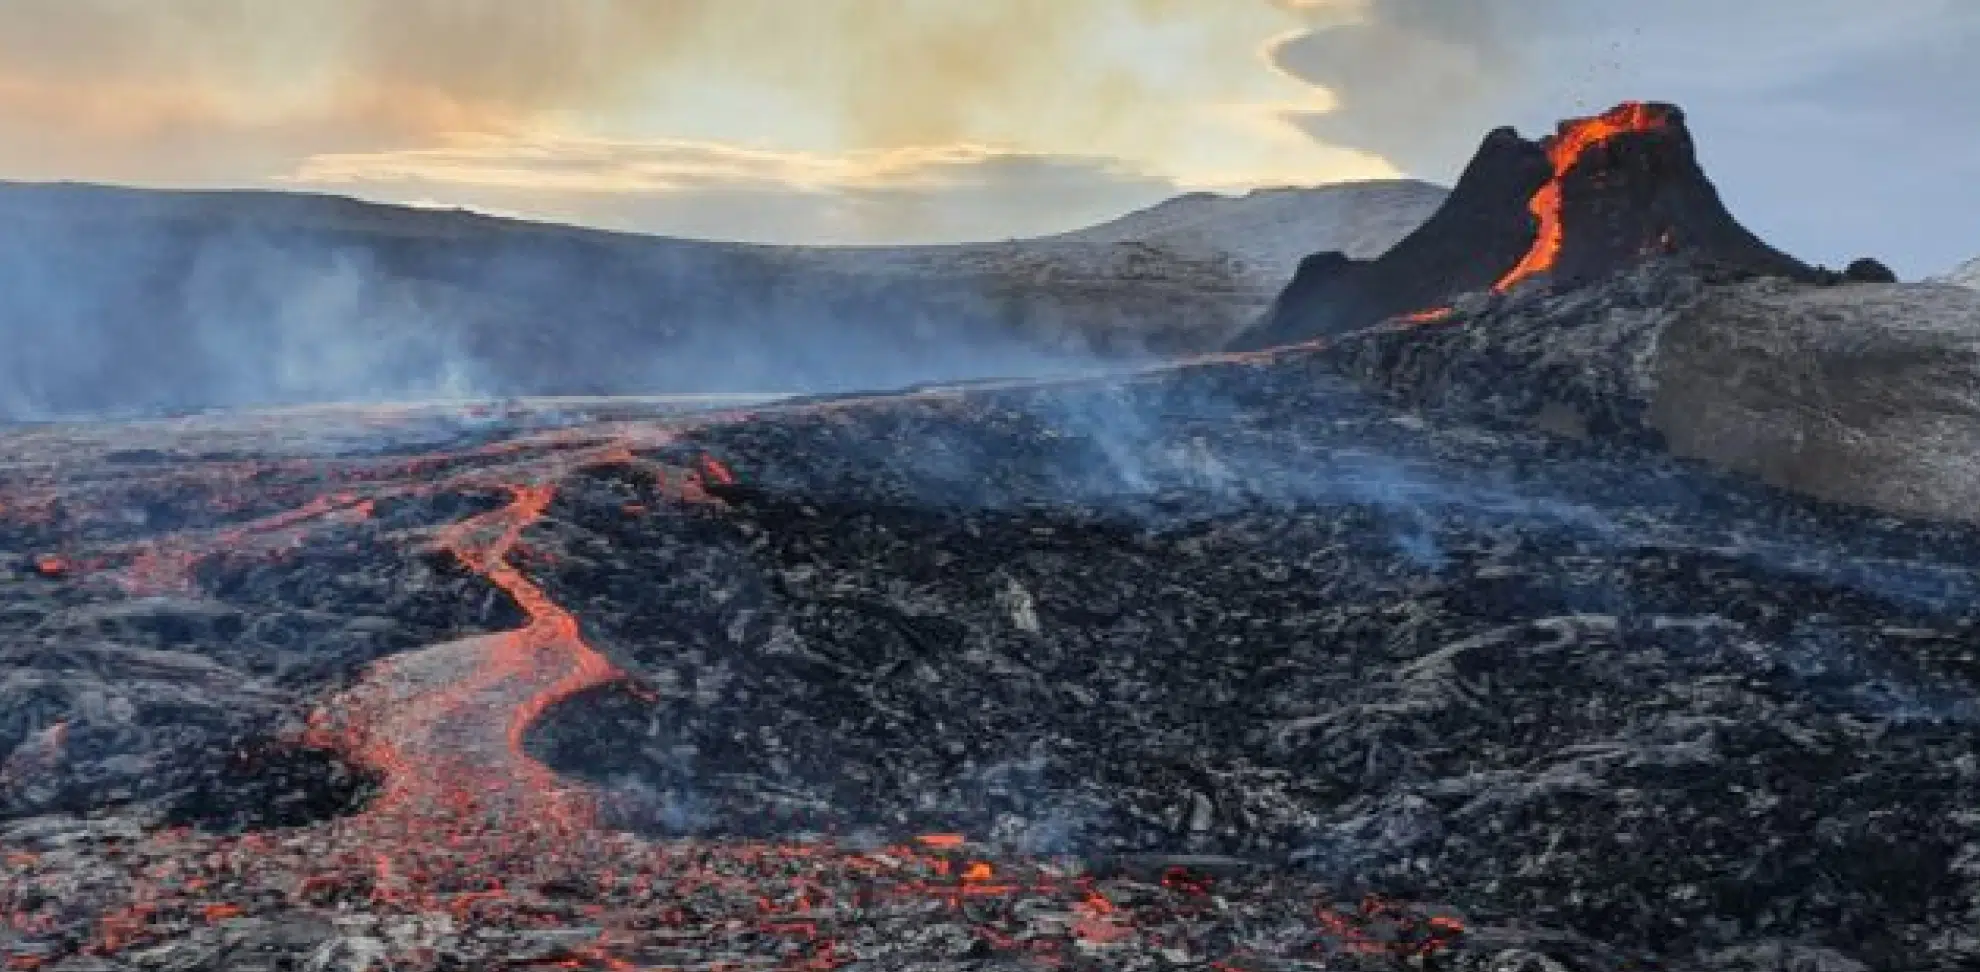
[0,409,1470,969]
[1493,101,1672,294]
[1397,306,1455,326]
[303,430,692,836]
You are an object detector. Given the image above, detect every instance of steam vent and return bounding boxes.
[1229,102,1844,350]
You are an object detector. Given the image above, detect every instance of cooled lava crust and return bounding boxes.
[2,346,1977,971]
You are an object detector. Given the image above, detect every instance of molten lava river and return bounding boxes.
[1492,102,1672,295]
[0,402,1462,970]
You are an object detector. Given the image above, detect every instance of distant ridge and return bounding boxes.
[1050,180,1445,285]
[0,178,1441,419]
[1933,256,1980,290]
[0,178,1446,275]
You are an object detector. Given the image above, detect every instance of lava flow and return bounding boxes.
[305,437,750,829]
[307,481,619,831]
[1493,101,1673,293]
[1396,306,1455,326]
[2,410,1467,970]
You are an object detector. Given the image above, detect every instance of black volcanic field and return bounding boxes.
[4,105,1980,971]
[4,350,1977,970]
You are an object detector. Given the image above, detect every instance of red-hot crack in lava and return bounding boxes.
[1493,101,1672,294]
[1,413,1467,969]
[1396,306,1455,326]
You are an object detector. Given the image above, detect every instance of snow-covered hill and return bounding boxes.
[1050,180,1447,286]
[1932,256,1980,289]
[786,179,1447,293]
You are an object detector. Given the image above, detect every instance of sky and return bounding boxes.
[0,0,1974,275]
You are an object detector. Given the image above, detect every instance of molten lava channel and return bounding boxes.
[305,431,720,836]
[1,413,1468,969]
[309,483,615,831]
[1493,101,1672,294]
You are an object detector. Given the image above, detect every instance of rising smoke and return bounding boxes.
[0,0,1284,420]
[0,181,1189,421]
[6,0,1976,421]
[1267,0,1561,181]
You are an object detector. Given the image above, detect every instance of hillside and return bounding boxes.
[1050,179,1446,283]
[6,300,1978,971]
[1935,256,1980,289]
[0,180,1440,420]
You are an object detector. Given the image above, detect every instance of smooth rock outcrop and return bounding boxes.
[1650,279,1980,522]
[1322,262,1980,523]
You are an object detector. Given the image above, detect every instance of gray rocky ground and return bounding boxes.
[1321,260,1980,524]
[1046,182,1447,286]
[3,292,1978,969]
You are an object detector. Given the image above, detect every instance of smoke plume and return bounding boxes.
[0,1,1298,185]
[1267,0,1560,180]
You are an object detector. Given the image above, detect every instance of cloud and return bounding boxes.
[283,137,1180,244]
[0,0,1383,241]
[8,0,1967,272]
[1265,0,1557,177]
[0,1,1321,178]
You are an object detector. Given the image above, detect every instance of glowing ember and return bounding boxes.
[701,454,736,485]
[1493,101,1673,294]
[1397,306,1455,326]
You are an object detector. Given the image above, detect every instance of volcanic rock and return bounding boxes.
[1843,257,1898,284]
[1651,277,1980,520]
[4,362,1980,970]
[1317,260,1980,524]
[4,102,1978,972]
[1229,103,1835,350]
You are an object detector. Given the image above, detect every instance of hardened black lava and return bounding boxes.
[513,354,1980,970]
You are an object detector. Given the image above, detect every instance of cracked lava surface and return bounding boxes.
[0,397,1465,971]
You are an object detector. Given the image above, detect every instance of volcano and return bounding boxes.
[4,104,1980,972]
[1229,102,1893,351]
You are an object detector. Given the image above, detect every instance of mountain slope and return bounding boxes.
[0,180,1439,420]
[5,328,1977,971]
[1934,256,1980,289]
[1048,180,1446,284]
